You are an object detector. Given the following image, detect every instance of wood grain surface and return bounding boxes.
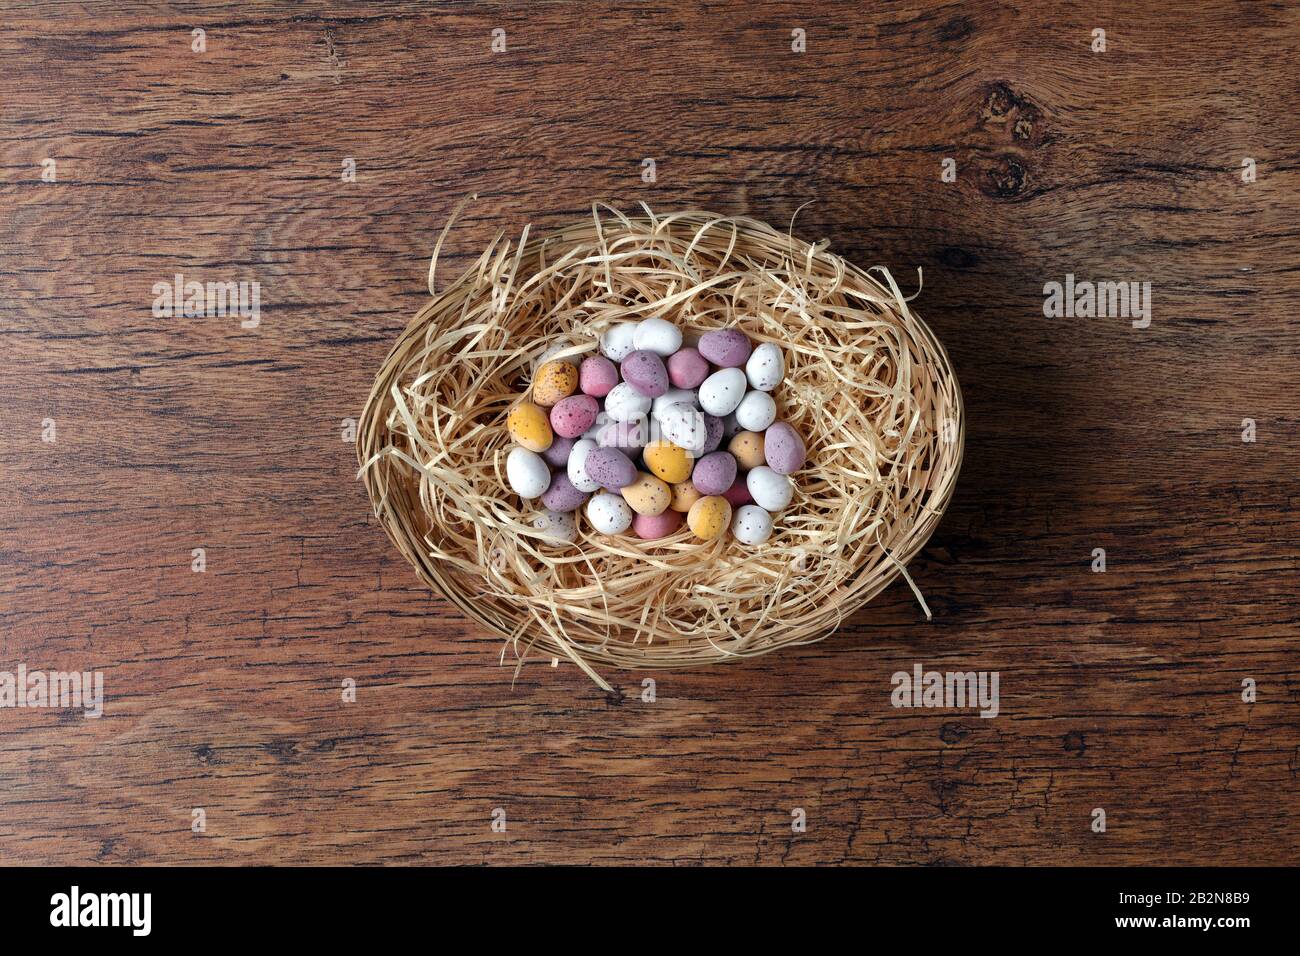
[2,0,1298,866]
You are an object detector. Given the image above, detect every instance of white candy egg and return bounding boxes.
[651,387,699,417]
[587,493,633,534]
[734,390,777,432]
[745,342,784,391]
[600,322,638,362]
[506,446,551,499]
[531,509,578,543]
[698,367,747,416]
[746,466,792,511]
[603,382,652,422]
[632,316,682,356]
[567,438,602,493]
[731,504,774,545]
[656,402,707,454]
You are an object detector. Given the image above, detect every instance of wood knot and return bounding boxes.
[983,156,1030,198]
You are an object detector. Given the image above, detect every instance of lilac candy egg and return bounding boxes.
[620,350,669,398]
[550,395,599,439]
[583,447,637,490]
[597,417,647,451]
[542,435,575,468]
[701,413,724,454]
[692,451,737,496]
[666,347,710,389]
[579,355,619,398]
[541,471,589,512]
[764,421,806,475]
[698,329,752,368]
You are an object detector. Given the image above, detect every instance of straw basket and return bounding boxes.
[358,203,964,689]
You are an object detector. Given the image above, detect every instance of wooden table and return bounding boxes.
[2,1,1297,866]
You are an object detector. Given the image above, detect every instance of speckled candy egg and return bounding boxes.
[633,509,683,540]
[732,504,773,545]
[722,478,752,508]
[698,367,747,416]
[642,440,693,484]
[579,355,619,398]
[532,360,578,408]
[745,342,784,391]
[603,382,652,423]
[597,417,647,452]
[764,421,806,475]
[666,347,709,389]
[657,402,708,454]
[687,495,732,541]
[700,413,724,454]
[621,472,671,516]
[734,390,776,432]
[541,435,575,469]
[669,479,702,513]
[651,387,699,418]
[728,430,765,470]
[506,447,551,499]
[600,322,638,362]
[531,509,578,544]
[587,493,633,534]
[747,466,793,512]
[507,402,553,452]
[550,394,599,439]
[698,328,752,368]
[632,317,682,356]
[541,471,589,513]
[692,451,737,497]
[620,350,670,398]
[566,438,601,493]
[583,447,637,490]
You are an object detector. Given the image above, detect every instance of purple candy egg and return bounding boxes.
[550,394,599,439]
[722,477,753,507]
[541,471,589,512]
[542,435,575,468]
[764,421,806,475]
[583,447,637,490]
[579,355,619,398]
[620,350,669,398]
[598,418,647,451]
[692,451,738,496]
[700,413,724,454]
[698,329,752,368]
[666,347,710,389]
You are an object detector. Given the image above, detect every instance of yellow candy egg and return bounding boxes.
[621,472,671,516]
[687,495,732,540]
[670,480,702,513]
[507,402,553,452]
[729,430,766,470]
[532,360,578,408]
[643,440,693,484]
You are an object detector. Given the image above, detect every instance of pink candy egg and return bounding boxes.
[579,355,619,397]
[550,395,599,439]
[633,509,684,540]
[666,347,709,389]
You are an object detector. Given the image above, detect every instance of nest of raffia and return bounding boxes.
[357,201,964,690]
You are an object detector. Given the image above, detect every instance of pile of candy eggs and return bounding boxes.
[504,317,805,547]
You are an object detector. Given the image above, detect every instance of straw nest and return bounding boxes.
[358,201,963,689]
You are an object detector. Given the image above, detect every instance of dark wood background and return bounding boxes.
[2,0,1297,865]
